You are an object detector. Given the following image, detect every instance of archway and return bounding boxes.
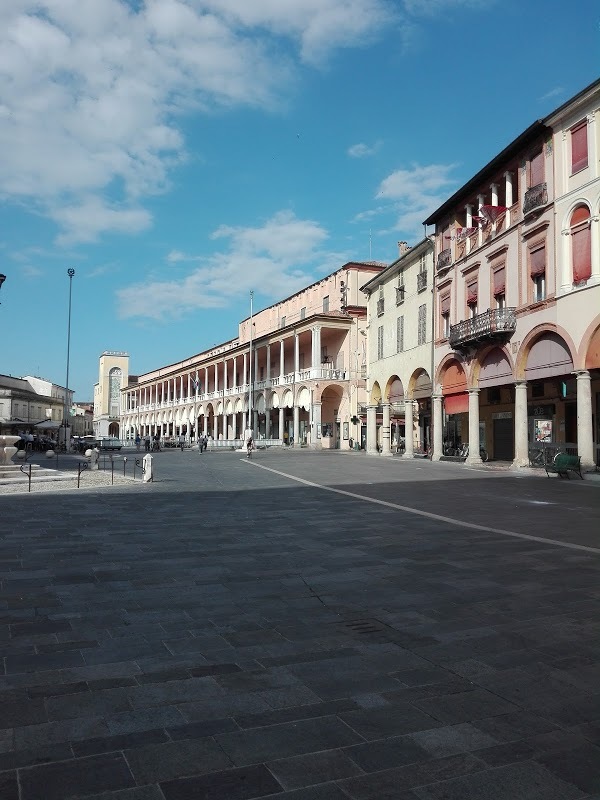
[385,376,404,449]
[523,331,575,444]
[321,384,344,449]
[477,347,514,460]
[441,360,468,451]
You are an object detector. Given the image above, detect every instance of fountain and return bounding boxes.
[0,435,20,466]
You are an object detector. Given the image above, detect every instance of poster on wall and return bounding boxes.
[534,419,553,442]
[343,422,349,440]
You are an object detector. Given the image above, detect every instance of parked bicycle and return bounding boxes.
[460,443,489,462]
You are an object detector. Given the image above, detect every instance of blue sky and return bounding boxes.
[0,0,598,401]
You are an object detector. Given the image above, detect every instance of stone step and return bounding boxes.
[0,465,73,485]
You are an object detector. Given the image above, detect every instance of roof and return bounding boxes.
[360,237,434,293]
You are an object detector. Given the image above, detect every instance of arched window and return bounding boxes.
[109,368,122,417]
[571,206,591,285]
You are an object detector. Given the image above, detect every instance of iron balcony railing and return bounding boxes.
[417,272,427,292]
[523,182,548,215]
[449,307,516,349]
[437,248,452,271]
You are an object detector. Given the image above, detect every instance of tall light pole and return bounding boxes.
[63,268,75,446]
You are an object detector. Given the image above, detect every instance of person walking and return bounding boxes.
[246,434,254,459]
[135,434,141,452]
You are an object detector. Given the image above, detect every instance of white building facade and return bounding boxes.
[361,239,435,457]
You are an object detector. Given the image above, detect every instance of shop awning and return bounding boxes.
[33,420,62,430]
[444,393,469,415]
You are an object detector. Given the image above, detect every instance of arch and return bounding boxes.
[225,399,234,415]
[370,381,382,404]
[216,401,223,415]
[234,397,244,413]
[523,332,574,381]
[255,393,266,414]
[435,352,467,391]
[516,325,577,379]
[408,368,432,400]
[440,360,467,395]
[585,324,600,369]
[474,346,514,387]
[385,376,404,403]
[269,391,280,409]
[297,386,311,411]
[282,389,294,409]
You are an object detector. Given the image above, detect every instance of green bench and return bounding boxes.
[545,452,583,479]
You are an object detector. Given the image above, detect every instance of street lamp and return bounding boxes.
[63,269,75,447]
[0,274,6,304]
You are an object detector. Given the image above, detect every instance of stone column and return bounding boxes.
[242,411,247,433]
[203,415,208,436]
[204,368,208,395]
[232,411,238,441]
[312,402,321,448]
[266,345,271,383]
[243,353,247,387]
[477,193,484,246]
[512,381,529,468]
[366,404,378,455]
[403,398,414,459]
[381,403,392,456]
[254,346,259,385]
[575,370,595,469]
[265,403,271,438]
[278,406,285,440]
[223,359,228,392]
[504,170,513,226]
[253,409,258,437]
[432,394,443,461]
[466,388,482,465]
[294,334,299,374]
[312,326,322,370]
[280,340,285,377]
[293,404,300,446]
[214,363,219,393]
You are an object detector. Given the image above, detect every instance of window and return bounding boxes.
[529,149,544,187]
[377,285,384,316]
[530,245,546,301]
[571,120,588,174]
[396,316,404,353]
[417,304,427,345]
[322,296,329,313]
[109,368,122,417]
[531,382,544,399]
[466,280,478,317]
[280,316,286,328]
[377,325,384,360]
[487,387,501,404]
[321,346,329,364]
[493,265,506,309]
[440,293,451,338]
[571,206,592,285]
[396,273,405,304]
[300,307,306,320]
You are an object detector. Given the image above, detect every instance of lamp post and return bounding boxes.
[63,268,75,447]
[0,274,6,304]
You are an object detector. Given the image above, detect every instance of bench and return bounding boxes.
[545,452,583,479]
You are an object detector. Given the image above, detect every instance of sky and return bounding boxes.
[0,0,598,402]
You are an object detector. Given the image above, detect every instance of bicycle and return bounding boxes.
[460,443,489,462]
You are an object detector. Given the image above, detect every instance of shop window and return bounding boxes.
[531,382,544,399]
[571,120,588,174]
[487,387,501,404]
[571,206,592,285]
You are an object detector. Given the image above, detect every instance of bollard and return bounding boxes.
[142,453,153,483]
[19,463,32,493]
[110,454,114,485]
[123,456,127,477]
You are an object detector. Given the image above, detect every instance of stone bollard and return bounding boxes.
[88,447,100,471]
[142,453,153,483]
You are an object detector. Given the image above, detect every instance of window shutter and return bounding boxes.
[573,226,592,284]
[440,294,451,314]
[530,247,545,277]
[397,316,404,353]
[493,266,506,296]
[571,121,588,173]
[467,281,478,305]
[530,150,544,187]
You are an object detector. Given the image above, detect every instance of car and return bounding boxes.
[98,437,123,451]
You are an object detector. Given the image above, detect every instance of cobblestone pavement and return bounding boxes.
[1,449,599,799]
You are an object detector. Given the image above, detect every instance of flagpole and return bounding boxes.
[248,290,254,437]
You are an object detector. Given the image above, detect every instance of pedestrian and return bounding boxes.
[144,436,150,452]
[202,434,208,453]
[246,434,254,459]
[135,434,141,451]
[179,433,185,451]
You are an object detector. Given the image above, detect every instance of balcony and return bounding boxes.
[417,272,427,292]
[523,182,548,216]
[377,298,385,316]
[449,308,517,350]
[437,248,452,271]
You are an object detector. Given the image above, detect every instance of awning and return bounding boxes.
[444,393,469,415]
[33,420,61,430]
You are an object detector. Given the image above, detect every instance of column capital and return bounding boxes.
[514,379,528,387]
[467,387,480,395]
[572,369,591,379]
[431,393,443,401]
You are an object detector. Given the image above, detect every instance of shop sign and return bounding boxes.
[527,404,555,417]
[492,411,512,420]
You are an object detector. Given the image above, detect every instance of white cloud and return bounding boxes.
[347,141,382,158]
[366,163,458,239]
[539,86,564,103]
[116,210,337,320]
[402,0,488,14]
[20,264,44,279]
[0,0,394,244]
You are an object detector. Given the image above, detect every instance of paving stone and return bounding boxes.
[340,703,440,740]
[71,787,165,800]
[272,785,358,800]
[411,760,585,800]
[266,748,363,789]
[14,716,111,749]
[344,734,430,772]
[0,742,73,771]
[160,763,283,800]
[19,752,136,800]
[216,715,364,766]
[124,737,233,783]
[0,771,18,800]
[536,742,600,794]
[167,718,239,740]
[412,689,519,724]
[106,706,186,735]
[72,728,170,757]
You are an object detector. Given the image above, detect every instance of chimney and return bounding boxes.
[398,241,410,256]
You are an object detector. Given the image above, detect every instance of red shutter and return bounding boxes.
[444,393,469,415]
[571,121,588,173]
[467,281,478,305]
[573,225,592,284]
[440,295,451,314]
[493,266,506,296]
[530,150,544,187]
[530,246,546,277]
